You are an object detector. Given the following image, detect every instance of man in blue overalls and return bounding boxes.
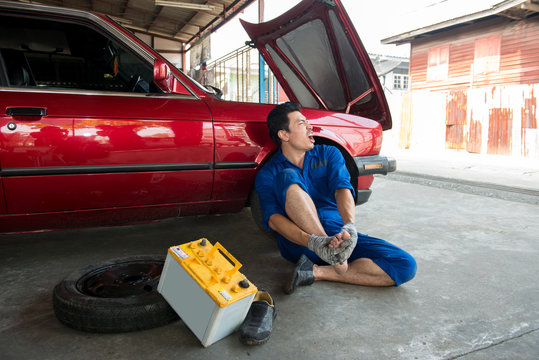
[255,102,416,294]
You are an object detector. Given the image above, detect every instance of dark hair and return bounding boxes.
[266,101,302,146]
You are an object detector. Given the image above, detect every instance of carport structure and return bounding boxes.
[17,0,256,46]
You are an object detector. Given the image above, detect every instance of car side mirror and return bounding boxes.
[205,85,223,99]
[153,59,174,93]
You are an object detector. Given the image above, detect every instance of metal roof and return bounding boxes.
[382,0,539,45]
[10,0,256,48]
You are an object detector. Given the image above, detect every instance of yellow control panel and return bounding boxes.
[167,238,257,308]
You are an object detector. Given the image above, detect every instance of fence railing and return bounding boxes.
[199,45,281,104]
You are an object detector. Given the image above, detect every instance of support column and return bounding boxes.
[181,43,186,72]
[258,0,265,103]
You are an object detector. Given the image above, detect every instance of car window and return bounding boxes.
[0,14,160,94]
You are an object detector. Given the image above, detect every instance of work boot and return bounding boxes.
[283,254,315,294]
[239,291,276,345]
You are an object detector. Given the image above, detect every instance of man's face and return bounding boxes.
[280,110,315,151]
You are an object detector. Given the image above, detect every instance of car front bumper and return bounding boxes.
[353,155,397,205]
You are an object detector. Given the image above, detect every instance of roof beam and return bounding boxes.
[123,23,193,41]
[382,0,532,44]
[184,0,255,45]
[499,8,531,19]
[120,0,129,17]
[154,0,216,11]
[521,0,539,12]
[148,5,166,31]
[206,0,231,6]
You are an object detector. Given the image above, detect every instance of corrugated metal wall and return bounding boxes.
[445,90,467,150]
[467,110,482,154]
[410,16,539,90]
[398,92,413,149]
[403,14,539,158]
[488,108,513,155]
[521,87,537,157]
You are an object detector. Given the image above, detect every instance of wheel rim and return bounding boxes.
[77,261,164,298]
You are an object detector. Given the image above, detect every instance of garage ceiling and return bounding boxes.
[15,0,256,48]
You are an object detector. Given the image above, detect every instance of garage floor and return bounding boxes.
[1,177,538,360]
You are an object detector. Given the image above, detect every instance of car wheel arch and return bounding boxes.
[247,136,358,238]
[247,136,359,204]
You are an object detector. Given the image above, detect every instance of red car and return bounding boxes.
[0,0,395,233]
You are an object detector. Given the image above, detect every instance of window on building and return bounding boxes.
[394,74,401,89]
[393,74,409,89]
[474,34,501,75]
[427,45,449,81]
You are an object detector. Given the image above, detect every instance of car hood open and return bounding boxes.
[241,0,392,130]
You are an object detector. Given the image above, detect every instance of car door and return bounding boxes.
[0,9,213,215]
[241,0,392,130]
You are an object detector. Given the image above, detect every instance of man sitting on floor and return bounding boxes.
[254,102,417,293]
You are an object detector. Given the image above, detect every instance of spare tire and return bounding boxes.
[249,187,277,241]
[53,255,178,333]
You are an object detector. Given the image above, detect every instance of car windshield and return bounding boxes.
[180,69,213,94]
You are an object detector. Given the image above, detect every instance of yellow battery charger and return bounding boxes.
[157,238,258,347]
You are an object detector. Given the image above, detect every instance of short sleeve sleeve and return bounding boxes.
[325,145,355,197]
[255,166,285,231]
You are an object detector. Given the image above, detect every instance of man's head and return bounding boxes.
[267,102,314,151]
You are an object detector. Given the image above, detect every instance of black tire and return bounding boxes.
[249,187,277,241]
[53,255,178,333]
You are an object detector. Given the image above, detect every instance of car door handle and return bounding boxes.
[6,107,47,117]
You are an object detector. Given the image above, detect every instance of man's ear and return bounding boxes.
[278,129,289,143]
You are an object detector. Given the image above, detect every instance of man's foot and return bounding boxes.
[283,254,315,294]
[328,230,351,249]
[330,231,351,274]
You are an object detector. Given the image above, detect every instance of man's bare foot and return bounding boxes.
[328,231,350,248]
[328,231,351,275]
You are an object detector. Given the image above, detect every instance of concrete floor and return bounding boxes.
[1,177,538,359]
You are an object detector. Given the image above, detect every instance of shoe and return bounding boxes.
[283,254,315,295]
[239,291,276,345]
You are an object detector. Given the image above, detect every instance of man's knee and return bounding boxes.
[286,183,305,197]
[398,253,417,285]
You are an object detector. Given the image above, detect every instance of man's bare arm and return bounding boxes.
[329,188,356,250]
[268,213,311,246]
[335,188,355,224]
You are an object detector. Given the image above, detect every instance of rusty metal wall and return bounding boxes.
[409,16,539,91]
[394,84,539,157]
[466,111,482,153]
[445,90,467,149]
[400,14,539,158]
[521,87,538,157]
[488,108,513,155]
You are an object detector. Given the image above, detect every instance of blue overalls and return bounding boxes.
[254,145,416,286]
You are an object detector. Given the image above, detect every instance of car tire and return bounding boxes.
[53,255,178,333]
[249,188,277,241]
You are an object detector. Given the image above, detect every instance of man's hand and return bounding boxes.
[329,223,358,264]
[340,222,358,248]
[308,234,344,265]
